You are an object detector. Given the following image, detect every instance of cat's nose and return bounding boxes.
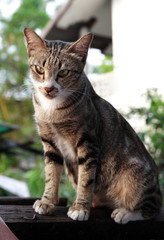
[44,87,54,93]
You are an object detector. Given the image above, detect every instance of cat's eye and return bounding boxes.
[35,65,45,75]
[58,69,69,77]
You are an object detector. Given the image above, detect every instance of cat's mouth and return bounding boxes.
[39,86,59,98]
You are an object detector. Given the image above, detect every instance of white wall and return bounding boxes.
[110,0,164,112]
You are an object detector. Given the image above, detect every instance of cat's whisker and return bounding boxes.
[24,27,162,223]
[64,88,92,97]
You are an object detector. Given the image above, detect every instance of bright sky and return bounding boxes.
[0,0,21,18]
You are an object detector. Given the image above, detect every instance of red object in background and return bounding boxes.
[0,218,19,240]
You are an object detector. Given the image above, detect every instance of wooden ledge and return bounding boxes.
[0,198,164,240]
[0,197,67,206]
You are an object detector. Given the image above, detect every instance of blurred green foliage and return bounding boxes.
[127,89,164,202]
[24,160,45,197]
[0,0,75,205]
[93,55,113,73]
[0,0,50,95]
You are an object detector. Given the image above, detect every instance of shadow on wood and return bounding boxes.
[0,197,164,240]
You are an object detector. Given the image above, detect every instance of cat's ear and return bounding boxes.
[67,33,93,61]
[24,27,47,56]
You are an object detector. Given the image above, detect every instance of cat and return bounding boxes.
[24,27,162,224]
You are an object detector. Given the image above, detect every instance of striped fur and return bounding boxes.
[24,27,162,223]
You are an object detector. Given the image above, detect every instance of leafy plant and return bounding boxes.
[24,159,45,197]
[93,55,113,74]
[127,89,164,202]
[0,0,50,95]
[0,0,49,196]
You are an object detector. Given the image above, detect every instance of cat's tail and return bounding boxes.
[136,184,162,219]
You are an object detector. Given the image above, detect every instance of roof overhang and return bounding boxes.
[42,0,112,55]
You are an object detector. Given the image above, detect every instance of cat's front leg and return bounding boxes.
[67,161,97,221]
[68,137,99,221]
[33,136,63,215]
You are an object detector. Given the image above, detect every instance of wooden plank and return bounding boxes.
[0,197,67,206]
[0,205,164,240]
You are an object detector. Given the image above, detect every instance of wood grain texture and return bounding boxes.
[0,203,164,240]
[0,197,67,206]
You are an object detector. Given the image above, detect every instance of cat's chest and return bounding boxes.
[52,126,76,161]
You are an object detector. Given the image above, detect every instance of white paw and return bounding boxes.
[33,199,56,215]
[111,208,143,224]
[67,209,89,221]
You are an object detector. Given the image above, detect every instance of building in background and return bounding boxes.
[42,0,164,126]
[42,0,112,55]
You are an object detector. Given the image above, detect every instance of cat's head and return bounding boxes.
[24,27,93,102]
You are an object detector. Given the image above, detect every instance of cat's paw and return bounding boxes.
[67,207,89,221]
[111,208,131,224]
[111,208,143,224]
[33,199,56,215]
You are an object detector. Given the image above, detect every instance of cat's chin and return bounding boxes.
[39,90,59,100]
[44,93,56,99]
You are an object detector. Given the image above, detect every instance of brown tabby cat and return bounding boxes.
[24,27,161,223]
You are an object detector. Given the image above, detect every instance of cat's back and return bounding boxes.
[92,93,157,171]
